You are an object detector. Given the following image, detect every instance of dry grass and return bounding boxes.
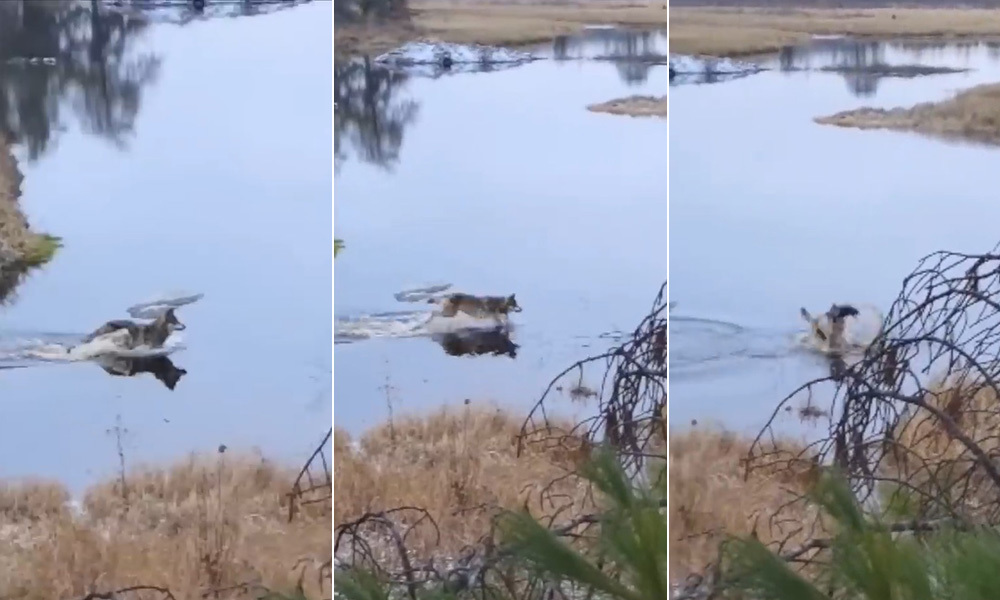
[669,426,820,579]
[588,95,667,119]
[0,136,59,270]
[671,8,1000,57]
[0,452,330,600]
[335,1,669,57]
[816,82,1000,146]
[334,404,594,560]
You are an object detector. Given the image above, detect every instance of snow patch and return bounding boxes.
[670,54,765,85]
[374,41,537,77]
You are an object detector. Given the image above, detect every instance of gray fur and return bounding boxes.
[83,308,186,349]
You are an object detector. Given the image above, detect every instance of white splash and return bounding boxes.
[796,303,884,356]
[127,291,204,319]
[22,331,185,363]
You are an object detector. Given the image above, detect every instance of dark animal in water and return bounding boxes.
[192,0,206,11]
[83,308,186,350]
[434,328,519,359]
[98,355,188,391]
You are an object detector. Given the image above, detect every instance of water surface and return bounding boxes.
[0,0,332,491]
[671,39,1000,434]
[334,30,668,433]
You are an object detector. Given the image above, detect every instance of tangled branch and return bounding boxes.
[748,244,1000,556]
[288,427,333,522]
[518,280,669,474]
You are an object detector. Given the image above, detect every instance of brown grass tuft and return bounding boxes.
[588,95,667,119]
[334,405,594,560]
[816,82,1000,145]
[669,426,820,579]
[0,452,330,600]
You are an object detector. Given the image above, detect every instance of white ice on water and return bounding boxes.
[374,42,537,77]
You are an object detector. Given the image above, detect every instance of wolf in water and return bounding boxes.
[428,293,521,327]
[83,308,186,350]
[800,303,861,354]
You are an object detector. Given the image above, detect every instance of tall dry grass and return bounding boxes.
[334,404,594,560]
[669,426,820,579]
[0,451,330,600]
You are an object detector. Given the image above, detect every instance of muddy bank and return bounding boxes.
[815,82,1000,145]
[588,94,668,118]
[0,137,58,277]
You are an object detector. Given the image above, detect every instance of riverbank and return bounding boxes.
[816,81,1000,145]
[588,94,668,119]
[0,136,59,277]
[334,1,669,58]
[0,451,330,599]
[670,7,1000,57]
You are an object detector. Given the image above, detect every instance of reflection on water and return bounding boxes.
[762,37,997,97]
[671,39,1000,433]
[97,354,187,390]
[0,1,161,161]
[0,0,331,490]
[434,327,519,359]
[547,29,668,86]
[334,58,419,172]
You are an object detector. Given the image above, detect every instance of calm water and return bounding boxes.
[334,29,668,433]
[671,39,1000,433]
[0,1,332,490]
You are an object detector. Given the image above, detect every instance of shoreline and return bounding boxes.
[0,137,60,284]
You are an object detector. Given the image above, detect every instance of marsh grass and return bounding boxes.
[671,8,1000,57]
[334,405,595,561]
[335,1,669,57]
[0,452,330,600]
[669,426,822,580]
[0,136,60,299]
[816,82,1000,146]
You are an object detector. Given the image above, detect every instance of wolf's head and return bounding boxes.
[158,308,186,332]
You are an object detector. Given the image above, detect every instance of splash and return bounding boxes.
[393,283,452,304]
[18,332,185,364]
[795,302,884,356]
[126,291,204,319]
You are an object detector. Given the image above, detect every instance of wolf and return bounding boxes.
[800,303,860,353]
[97,355,188,390]
[428,293,521,327]
[82,308,186,349]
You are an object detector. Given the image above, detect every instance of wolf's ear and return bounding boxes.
[509,294,516,303]
[800,308,812,322]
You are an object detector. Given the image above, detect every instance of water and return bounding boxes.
[334,29,668,433]
[0,0,332,491]
[671,38,1000,434]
